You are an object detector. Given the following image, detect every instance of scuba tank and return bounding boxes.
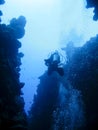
[45,50,65,76]
[52,51,60,63]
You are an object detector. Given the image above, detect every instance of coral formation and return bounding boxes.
[0,1,28,130]
[86,0,98,20]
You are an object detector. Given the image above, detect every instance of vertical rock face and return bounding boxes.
[0,0,5,4]
[86,0,98,20]
[64,35,98,130]
[0,3,28,129]
[29,73,60,130]
[0,0,4,22]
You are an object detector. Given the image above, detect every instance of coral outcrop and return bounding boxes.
[0,1,28,130]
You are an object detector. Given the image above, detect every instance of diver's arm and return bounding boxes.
[44,59,50,66]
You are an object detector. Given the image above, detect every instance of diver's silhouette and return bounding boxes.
[44,50,64,76]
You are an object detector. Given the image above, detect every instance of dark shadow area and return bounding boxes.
[0,1,28,129]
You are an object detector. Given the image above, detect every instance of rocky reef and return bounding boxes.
[64,35,98,130]
[0,1,28,130]
[86,0,98,20]
[29,73,60,130]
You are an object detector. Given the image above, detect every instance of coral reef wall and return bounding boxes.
[29,73,60,130]
[86,0,98,20]
[0,2,28,130]
[0,0,5,4]
[64,35,98,130]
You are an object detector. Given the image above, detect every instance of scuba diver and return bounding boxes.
[44,50,64,76]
